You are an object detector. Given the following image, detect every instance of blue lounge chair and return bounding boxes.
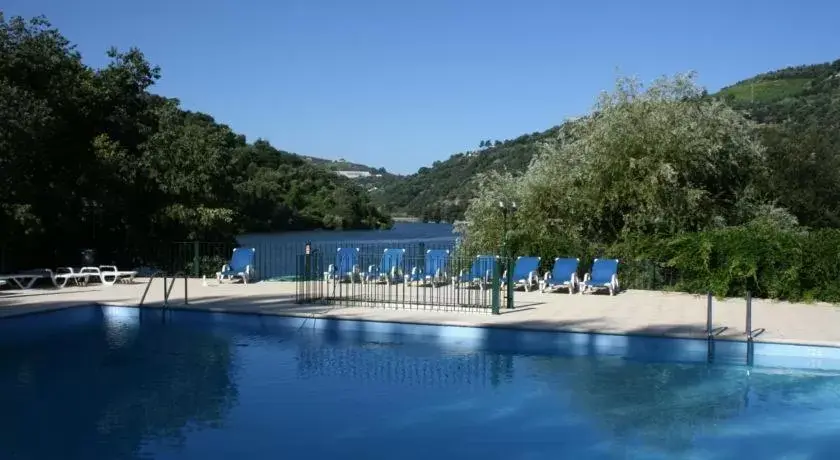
[324,247,361,283]
[541,257,580,294]
[216,247,256,284]
[580,258,620,295]
[408,249,450,286]
[502,256,541,292]
[456,255,498,290]
[365,248,406,284]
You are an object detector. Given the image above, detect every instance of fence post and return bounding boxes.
[192,241,200,278]
[706,292,713,338]
[304,241,312,281]
[491,258,501,315]
[746,291,753,341]
[505,256,514,309]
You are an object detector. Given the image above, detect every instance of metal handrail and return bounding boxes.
[139,271,189,307]
[139,271,165,307]
[746,291,753,341]
[165,271,189,306]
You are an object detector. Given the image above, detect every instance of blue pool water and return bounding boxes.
[2,307,840,459]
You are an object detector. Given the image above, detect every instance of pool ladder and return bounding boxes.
[139,271,189,307]
[705,291,764,365]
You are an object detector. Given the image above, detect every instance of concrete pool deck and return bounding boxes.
[2,278,840,347]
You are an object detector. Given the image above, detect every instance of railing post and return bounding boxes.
[163,274,168,307]
[184,273,188,305]
[304,241,312,282]
[491,258,501,315]
[192,241,200,277]
[706,292,713,339]
[505,256,514,309]
[746,291,753,341]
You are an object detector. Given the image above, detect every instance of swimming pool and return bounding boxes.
[1,306,839,459]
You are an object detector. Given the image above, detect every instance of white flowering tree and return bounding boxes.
[458,73,786,259]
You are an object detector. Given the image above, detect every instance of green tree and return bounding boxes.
[0,13,391,271]
[458,73,780,258]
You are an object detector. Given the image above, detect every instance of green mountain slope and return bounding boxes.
[299,155,401,193]
[376,59,840,225]
[372,127,563,221]
[719,59,840,227]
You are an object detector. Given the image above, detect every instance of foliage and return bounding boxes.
[0,14,391,270]
[629,225,840,303]
[722,59,840,228]
[377,58,840,231]
[458,72,840,302]
[460,74,769,254]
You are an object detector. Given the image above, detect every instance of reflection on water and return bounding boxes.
[1,307,840,460]
[297,344,514,389]
[0,308,238,460]
[534,356,840,458]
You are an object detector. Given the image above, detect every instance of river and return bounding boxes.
[233,223,458,280]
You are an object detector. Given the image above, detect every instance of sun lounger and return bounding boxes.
[0,270,50,289]
[364,248,406,284]
[455,255,498,290]
[324,247,361,284]
[49,267,92,288]
[408,249,450,287]
[216,248,256,284]
[502,256,541,292]
[79,265,138,286]
[540,257,580,294]
[580,258,620,295]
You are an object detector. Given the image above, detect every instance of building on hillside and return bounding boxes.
[336,170,372,179]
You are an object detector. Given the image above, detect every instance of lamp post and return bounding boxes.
[499,201,517,309]
[304,241,312,280]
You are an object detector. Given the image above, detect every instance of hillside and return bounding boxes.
[0,14,391,270]
[718,59,840,227]
[376,59,840,226]
[371,127,564,221]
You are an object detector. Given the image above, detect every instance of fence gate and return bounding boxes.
[294,249,508,314]
[295,251,327,304]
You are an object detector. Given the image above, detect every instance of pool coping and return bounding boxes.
[5,301,840,371]
[92,301,840,352]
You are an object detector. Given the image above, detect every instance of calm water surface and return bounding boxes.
[1,307,839,460]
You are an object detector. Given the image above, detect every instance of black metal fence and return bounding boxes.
[295,252,513,314]
[168,239,457,280]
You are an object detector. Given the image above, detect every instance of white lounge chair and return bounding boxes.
[0,271,49,289]
[49,267,92,288]
[80,265,137,286]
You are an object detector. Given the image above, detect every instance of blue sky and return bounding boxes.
[4,0,839,174]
